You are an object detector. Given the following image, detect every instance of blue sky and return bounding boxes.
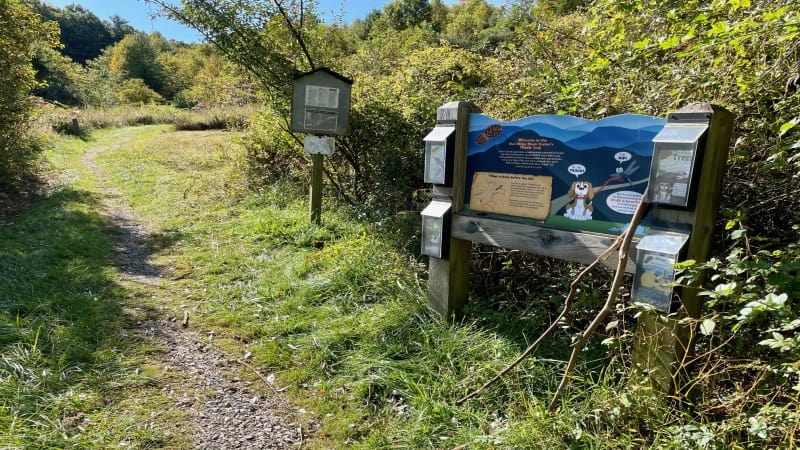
[44,1,497,43]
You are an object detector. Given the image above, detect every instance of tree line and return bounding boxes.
[28,0,255,108]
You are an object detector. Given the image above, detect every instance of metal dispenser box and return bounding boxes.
[290,68,353,136]
[632,229,691,313]
[423,126,456,185]
[648,116,709,207]
[420,198,452,259]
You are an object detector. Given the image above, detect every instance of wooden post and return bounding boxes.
[71,118,80,135]
[428,101,479,319]
[633,104,733,393]
[309,153,323,225]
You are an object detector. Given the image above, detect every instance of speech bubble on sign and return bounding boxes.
[606,191,642,215]
[568,164,586,178]
[615,151,632,163]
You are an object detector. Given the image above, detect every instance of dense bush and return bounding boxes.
[116,78,163,105]
[0,0,59,184]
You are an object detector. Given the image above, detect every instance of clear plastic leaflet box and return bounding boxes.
[420,199,452,259]
[423,126,455,186]
[648,122,708,207]
[632,229,691,313]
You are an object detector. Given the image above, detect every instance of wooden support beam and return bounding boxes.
[309,153,323,225]
[678,104,734,318]
[452,213,638,273]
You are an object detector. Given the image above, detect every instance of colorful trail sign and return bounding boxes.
[464,113,666,235]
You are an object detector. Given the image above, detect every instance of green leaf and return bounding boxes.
[714,282,737,295]
[708,21,730,37]
[764,293,788,308]
[659,36,680,50]
[780,118,799,136]
[729,0,751,11]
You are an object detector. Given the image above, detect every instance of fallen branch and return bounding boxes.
[456,235,624,405]
[549,191,650,410]
[457,191,650,406]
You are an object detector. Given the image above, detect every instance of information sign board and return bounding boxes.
[465,114,666,235]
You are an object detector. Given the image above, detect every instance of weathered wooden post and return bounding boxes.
[289,68,353,225]
[632,104,733,393]
[421,101,479,318]
[309,153,324,223]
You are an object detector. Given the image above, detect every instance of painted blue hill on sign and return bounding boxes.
[566,125,665,153]
[465,113,666,235]
[469,114,665,156]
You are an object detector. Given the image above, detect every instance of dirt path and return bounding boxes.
[84,135,302,449]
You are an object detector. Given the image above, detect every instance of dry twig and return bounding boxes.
[457,191,650,407]
[457,237,624,405]
[549,192,650,410]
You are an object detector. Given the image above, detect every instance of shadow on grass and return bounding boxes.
[0,186,180,442]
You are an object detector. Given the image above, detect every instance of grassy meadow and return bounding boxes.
[1,118,775,448]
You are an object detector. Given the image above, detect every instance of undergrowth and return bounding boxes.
[35,104,257,137]
[91,126,793,448]
[5,126,797,448]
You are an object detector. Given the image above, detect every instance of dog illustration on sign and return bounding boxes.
[564,180,594,221]
[564,163,594,221]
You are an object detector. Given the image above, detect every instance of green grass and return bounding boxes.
[0,128,190,448]
[3,124,769,449]
[85,126,664,448]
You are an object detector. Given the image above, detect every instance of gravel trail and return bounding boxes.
[84,135,302,449]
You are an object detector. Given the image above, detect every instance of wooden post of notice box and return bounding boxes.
[426,101,480,319]
[633,104,733,394]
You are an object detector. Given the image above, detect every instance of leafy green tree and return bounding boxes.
[157,43,211,103]
[31,45,84,104]
[183,52,258,106]
[108,32,167,95]
[350,9,382,40]
[108,14,135,41]
[443,0,508,52]
[536,0,591,14]
[0,0,60,182]
[77,48,121,107]
[146,0,317,110]
[429,0,449,32]
[384,0,432,31]
[116,78,163,104]
[445,0,496,36]
[29,1,118,64]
